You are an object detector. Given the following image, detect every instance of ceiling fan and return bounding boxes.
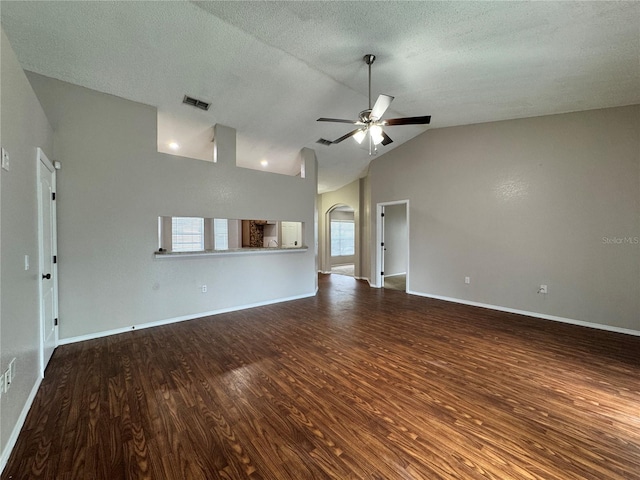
[317,54,431,154]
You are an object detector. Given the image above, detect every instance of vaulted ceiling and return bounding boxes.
[2,1,639,192]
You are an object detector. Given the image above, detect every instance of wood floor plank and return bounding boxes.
[2,274,639,479]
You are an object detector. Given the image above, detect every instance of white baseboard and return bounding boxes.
[59,291,317,345]
[407,290,640,337]
[1,374,43,474]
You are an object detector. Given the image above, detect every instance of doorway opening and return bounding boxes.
[328,205,355,277]
[376,201,409,291]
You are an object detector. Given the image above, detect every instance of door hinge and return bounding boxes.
[381,212,385,217]
[52,192,56,201]
[54,318,59,326]
[53,255,57,264]
[381,271,384,276]
[381,242,385,247]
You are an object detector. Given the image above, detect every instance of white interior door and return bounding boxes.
[281,221,302,247]
[38,148,57,376]
[380,206,386,287]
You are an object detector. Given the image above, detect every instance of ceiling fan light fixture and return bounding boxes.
[317,54,430,148]
[353,129,366,144]
[370,125,384,145]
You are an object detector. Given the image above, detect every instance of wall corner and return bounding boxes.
[213,124,236,166]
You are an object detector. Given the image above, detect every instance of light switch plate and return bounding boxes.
[1,148,10,171]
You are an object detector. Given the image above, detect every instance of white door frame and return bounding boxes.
[375,200,410,289]
[37,148,59,377]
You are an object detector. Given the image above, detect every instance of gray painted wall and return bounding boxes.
[26,73,318,341]
[1,28,54,463]
[369,106,640,332]
[360,176,371,282]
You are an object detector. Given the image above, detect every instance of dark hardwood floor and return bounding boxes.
[3,274,640,479]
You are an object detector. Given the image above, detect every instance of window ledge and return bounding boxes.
[155,246,308,258]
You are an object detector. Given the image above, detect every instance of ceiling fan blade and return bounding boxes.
[369,94,394,120]
[384,115,431,126]
[332,128,364,144]
[317,117,360,124]
[381,131,393,146]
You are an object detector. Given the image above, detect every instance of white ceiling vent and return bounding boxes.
[183,95,211,111]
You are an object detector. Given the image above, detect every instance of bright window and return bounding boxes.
[171,217,204,252]
[214,218,229,250]
[331,220,355,256]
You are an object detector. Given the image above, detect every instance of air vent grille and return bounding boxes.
[183,95,211,111]
[316,138,333,146]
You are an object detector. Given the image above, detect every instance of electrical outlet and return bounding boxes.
[201,284,207,293]
[465,276,470,284]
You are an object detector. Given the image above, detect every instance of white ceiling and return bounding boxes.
[2,1,639,193]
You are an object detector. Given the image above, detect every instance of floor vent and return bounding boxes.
[316,138,333,146]
[183,95,211,111]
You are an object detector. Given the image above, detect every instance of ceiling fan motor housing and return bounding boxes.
[359,110,372,123]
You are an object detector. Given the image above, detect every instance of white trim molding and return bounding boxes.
[1,375,43,474]
[407,290,640,337]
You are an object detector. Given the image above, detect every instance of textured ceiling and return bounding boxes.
[2,1,639,193]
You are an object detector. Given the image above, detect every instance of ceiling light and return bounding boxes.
[353,129,366,144]
[169,142,180,150]
[370,125,384,145]
[260,160,269,167]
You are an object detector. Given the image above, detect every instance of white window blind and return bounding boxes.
[172,217,204,252]
[331,220,355,256]
[214,218,229,250]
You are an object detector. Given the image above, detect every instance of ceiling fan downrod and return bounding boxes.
[363,54,377,155]
[364,54,376,110]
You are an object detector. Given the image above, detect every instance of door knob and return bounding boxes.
[42,273,51,279]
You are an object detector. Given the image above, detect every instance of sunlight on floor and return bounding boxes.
[331,264,354,276]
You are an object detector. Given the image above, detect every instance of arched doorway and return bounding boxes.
[324,204,357,277]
